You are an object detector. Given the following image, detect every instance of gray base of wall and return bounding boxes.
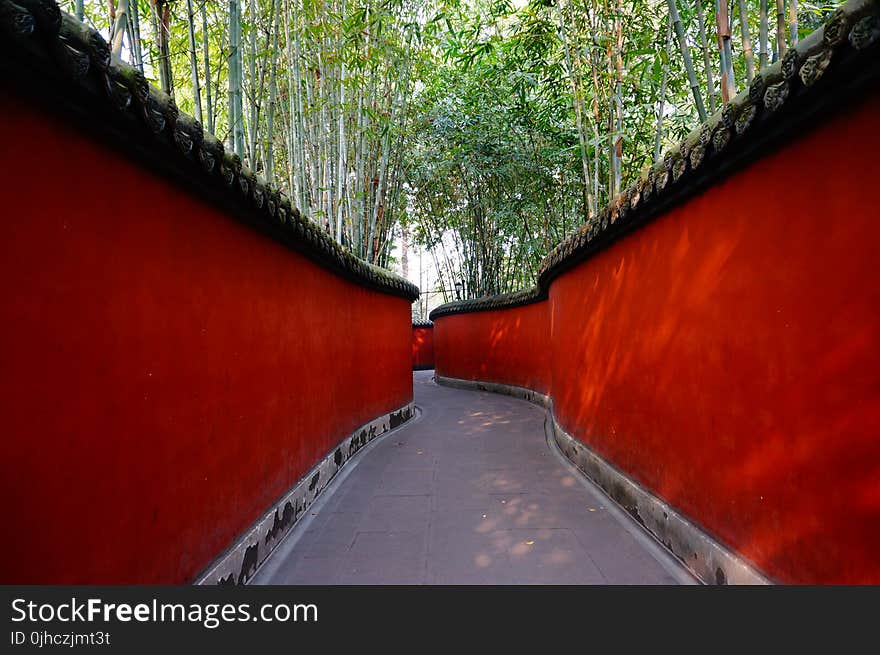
[435,376,551,408]
[194,402,416,585]
[435,375,771,585]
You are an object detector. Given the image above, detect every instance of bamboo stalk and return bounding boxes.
[148,2,167,93]
[556,0,595,219]
[655,15,673,163]
[738,0,754,82]
[162,3,173,94]
[150,1,173,95]
[776,0,786,60]
[695,0,718,113]
[288,0,306,210]
[110,0,129,57]
[283,0,296,197]
[265,0,279,183]
[228,0,244,155]
[200,0,213,133]
[612,0,623,198]
[335,0,347,240]
[667,0,708,121]
[589,18,602,215]
[185,0,202,124]
[130,0,143,72]
[760,0,769,68]
[247,0,257,168]
[716,0,736,103]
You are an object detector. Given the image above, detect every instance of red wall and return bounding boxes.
[0,95,412,584]
[435,301,551,395]
[411,326,435,369]
[435,90,880,584]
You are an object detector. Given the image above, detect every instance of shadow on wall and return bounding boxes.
[437,91,880,584]
[551,95,880,584]
[435,303,551,395]
[411,326,434,370]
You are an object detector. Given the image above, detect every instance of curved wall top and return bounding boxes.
[431,0,879,321]
[0,2,418,303]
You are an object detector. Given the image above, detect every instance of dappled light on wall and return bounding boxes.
[432,90,880,584]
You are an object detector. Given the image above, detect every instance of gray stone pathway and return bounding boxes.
[252,371,696,585]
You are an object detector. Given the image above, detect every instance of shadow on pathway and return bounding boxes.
[252,371,696,584]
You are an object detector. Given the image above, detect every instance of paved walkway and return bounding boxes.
[253,371,695,584]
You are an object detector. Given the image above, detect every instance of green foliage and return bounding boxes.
[59,0,841,293]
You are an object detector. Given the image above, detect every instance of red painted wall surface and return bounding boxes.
[434,302,551,395]
[411,327,434,369]
[435,90,880,584]
[0,95,412,584]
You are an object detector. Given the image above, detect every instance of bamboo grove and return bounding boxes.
[62,0,842,297]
